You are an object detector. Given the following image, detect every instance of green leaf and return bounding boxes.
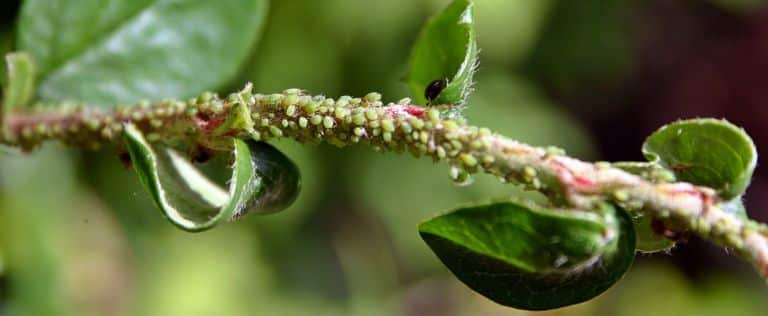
[17,0,268,106]
[2,52,36,111]
[406,0,477,112]
[631,215,675,253]
[123,124,300,231]
[420,202,636,310]
[643,118,757,199]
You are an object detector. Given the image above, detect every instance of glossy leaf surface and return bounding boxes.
[17,0,268,106]
[420,202,636,310]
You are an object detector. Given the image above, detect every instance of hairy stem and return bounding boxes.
[3,84,768,278]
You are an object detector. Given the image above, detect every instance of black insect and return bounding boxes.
[118,151,132,168]
[424,79,448,103]
[190,145,214,164]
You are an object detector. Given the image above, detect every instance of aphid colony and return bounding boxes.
[1,84,526,185]
[3,82,583,206]
[241,86,496,173]
[13,84,562,201]
[232,85,552,192]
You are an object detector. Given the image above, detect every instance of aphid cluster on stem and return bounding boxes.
[0,83,515,199]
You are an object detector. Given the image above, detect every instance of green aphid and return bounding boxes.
[365,92,382,103]
[303,102,319,114]
[381,119,395,132]
[460,153,478,167]
[409,117,425,130]
[269,126,283,137]
[352,114,367,126]
[419,131,429,144]
[282,94,299,107]
[286,105,297,117]
[85,119,101,131]
[365,109,379,120]
[131,112,145,121]
[334,107,349,120]
[401,123,413,134]
[323,116,335,129]
[200,92,214,103]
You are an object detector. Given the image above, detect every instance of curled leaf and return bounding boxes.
[406,0,478,115]
[2,52,36,111]
[419,202,636,310]
[123,124,300,231]
[643,118,757,199]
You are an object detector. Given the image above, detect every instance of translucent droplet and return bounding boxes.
[449,166,474,187]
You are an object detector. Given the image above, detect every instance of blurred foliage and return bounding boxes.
[1,0,768,315]
[17,0,268,106]
[709,0,768,12]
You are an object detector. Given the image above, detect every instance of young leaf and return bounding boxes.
[643,119,757,199]
[123,124,300,232]
[17,0,269,106]
[420,202,636,310]
[406,0,478,113]
[2,52,36,111]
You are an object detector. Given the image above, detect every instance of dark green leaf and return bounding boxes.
[420,202,636,310]
[123,124,300,231]
[643,119,757,199]
[2,52,36,111]
[17,0,268,106]
[406,0,477,113]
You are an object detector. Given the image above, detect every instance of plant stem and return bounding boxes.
[3,83,768,278]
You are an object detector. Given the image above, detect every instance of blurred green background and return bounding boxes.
[2,0,768,315]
